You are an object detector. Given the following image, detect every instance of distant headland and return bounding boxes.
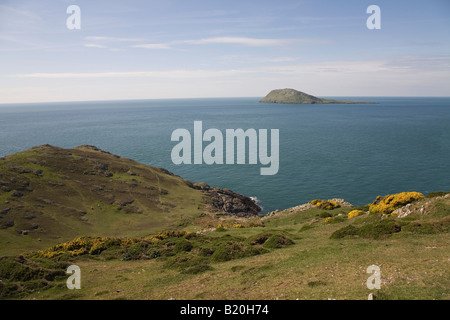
[260,88,377,104]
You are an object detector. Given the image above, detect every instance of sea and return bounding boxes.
[0,97,449,213]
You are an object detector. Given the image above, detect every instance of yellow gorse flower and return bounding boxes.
[347,210,364,219]
[369,192,424,214]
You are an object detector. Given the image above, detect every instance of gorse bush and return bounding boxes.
[369,192,424,214]
[348,210,364,219]
[33,237,134,259]
[310,199,340,210]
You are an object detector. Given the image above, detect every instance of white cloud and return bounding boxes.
[180,37,298,47]
[85,36,144,42]
[84,44,108,49]
[132,43,173,50]
[132,36,327,50]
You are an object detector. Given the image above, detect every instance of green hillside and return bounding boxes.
[0,145,260,256]
[0,146,448,300]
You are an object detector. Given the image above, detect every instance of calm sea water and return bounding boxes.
[0,97,449,213]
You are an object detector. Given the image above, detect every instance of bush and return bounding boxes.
[426,191,450,198]
[348,210,364,219]
[310,199,340,210]
[369,192,424,214]
[319,211,332,218]
[216,223,226,231]
[174,239,193,253]
[358,219,402,239]
[263,234,294,249]
[121,243,149,261]
[0,256,67,298]
[248,233,272,245]
[331,219,402,240]
[211,246,232,262]
[324,217,333,224]
[330,225,359,239]
[211,240,266,262]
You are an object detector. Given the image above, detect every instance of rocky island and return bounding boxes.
[260,88,377,104]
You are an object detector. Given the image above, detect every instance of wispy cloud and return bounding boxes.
[84,44,108,49]
[85,36,144,42]
[15,55,450,80]
[132,36,327,51]
[132,43,173,50]
[15,69,248,79]
[180,37,298,47]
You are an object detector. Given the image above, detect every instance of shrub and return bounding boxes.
[263,234,294,249]
[211,240,266,262]
[331,219,402,240]
[174,239,193,253]
[348,210,364,219]
[310,199,340,210]
[357,219,402,239]
[324,217,333,224]
[121,243,149,261]
[319,211,332,218]
[426,191,450,198]
[216,223,226,231]
[199,247,215,256]
[0,256,67,298]
[330,225,359,239]
[248,233,272,245]
[211,246,231,262]
[369,192,424,214]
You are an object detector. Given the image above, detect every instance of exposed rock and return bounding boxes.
[198,185,261,217]
[0,208,11,215]
[393,193,450,218]
[264,198,353,219]
[11,190,23,197]
[0,219,14,229]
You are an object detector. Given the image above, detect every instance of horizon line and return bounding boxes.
[1,95,450,106]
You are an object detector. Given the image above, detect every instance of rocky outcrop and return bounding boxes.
[264,198,352,219]
[393,193,450,218]
[191,183,261,217]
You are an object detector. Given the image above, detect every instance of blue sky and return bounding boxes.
[0,0,449,103]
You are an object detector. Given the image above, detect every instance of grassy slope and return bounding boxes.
[11,195,449,300]
[0,145,204,256]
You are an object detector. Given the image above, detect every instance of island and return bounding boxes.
[260,88,377,104]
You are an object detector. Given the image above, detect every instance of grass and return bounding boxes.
[1,146,449,300]
[0,145,208,257]
[2,194,448,300]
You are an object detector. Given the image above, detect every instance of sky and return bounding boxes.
[0,0,449,103]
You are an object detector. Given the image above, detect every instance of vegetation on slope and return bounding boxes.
[1,190,448,300]
[0,145,259,256]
